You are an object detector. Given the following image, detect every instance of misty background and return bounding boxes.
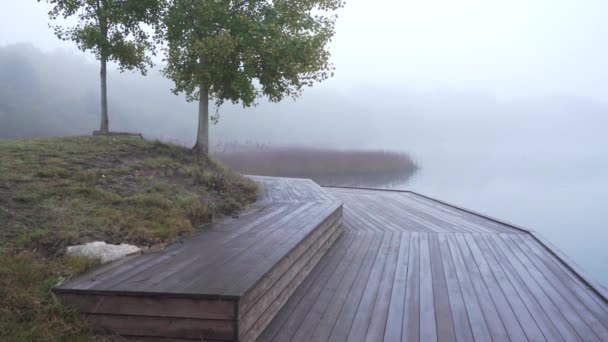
[1,0,607,284]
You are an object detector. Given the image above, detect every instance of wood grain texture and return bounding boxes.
[259,186,608,342]
[54,176,343,341]
[53,179,608,341]
[59,293,235,320]
[84,314,235,340]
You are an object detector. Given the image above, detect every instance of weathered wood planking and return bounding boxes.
[259,186,608,342]
[54,176,343,341]
[52,178,608,341]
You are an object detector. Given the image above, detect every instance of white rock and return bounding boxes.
[66,241,140,263]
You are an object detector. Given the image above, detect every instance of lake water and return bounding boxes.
[384,150,608,287]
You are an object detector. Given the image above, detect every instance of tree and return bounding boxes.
[162,0,343,155]
[39,0,163,134]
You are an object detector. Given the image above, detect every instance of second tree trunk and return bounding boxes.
[99,57,109,134]
[194,86,209,154]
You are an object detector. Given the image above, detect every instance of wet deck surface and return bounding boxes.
[260,187,608,342]
[55,176,340,298]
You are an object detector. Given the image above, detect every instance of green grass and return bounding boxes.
[0,135,258,340]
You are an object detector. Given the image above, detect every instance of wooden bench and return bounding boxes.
[54,176,343,341]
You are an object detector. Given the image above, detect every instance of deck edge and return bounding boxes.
[323,185,608,302]
[407,190,608,303]
[52,288,241,301]
[239,202,343,299]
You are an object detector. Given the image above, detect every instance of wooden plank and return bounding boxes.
[385,193,484,233]
[290,232,372,342]
[436,233,475,342]
[339,197,387,232]
[340,201,372,232]
[122,336,227,342]
[443,233,493,341]
[327,232,391,342]
[310,232,380,342]
[57,180,608,342]
[225,210,338,297]
[512,234,608,339]
[257,232,358,341]
[373,195,450,233]
[418,233,438,342]
[481,234,567,341]
[516,234,608,328]
[529,231,608,302]
[461,234,532,341]
[427,233,456,342]
[58,293,235,320]
[113,205,291,286]
[55,252,147,290]
[183,204,321,284]
[490,234,584,341]
[450,234,509,341]
[239,227,343,342]
[386,196,476,233]
[389,196,476,233]
[383,233,411,342]
[84,314,235,341]
[136,206,293,290]
[239,216,342,334]
[353,194,421,232]
[87,203,302,292]
[471,233,546,341]
[346,231,396,341]
[402,232,420,342]
[363,195,439,233]
[404,194,515,234]
[405,191,527,234]
[342,218,359,233]
[172,202,322,293]
[364,231,401,342]
[234,204,342,295]
[237,206,342,314]
[499,234,598,341]
[263,232,363,342]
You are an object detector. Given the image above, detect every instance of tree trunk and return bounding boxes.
[194,53,209,155]
[194,86,210,155]
[99,56,109,134]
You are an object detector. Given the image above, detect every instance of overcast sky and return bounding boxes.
[1,0,607,102]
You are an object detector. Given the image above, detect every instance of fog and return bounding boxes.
[1,0,607,284]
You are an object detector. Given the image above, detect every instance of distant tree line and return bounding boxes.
[37,0,344,156]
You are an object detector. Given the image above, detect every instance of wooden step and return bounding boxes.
[54,176,343,341]
[238,206,342,341]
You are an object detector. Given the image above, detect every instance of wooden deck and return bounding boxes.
[54,176,343,341]
[260,187,608,342]
[53,177,608,341]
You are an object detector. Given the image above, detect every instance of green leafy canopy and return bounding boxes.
[39,0,164,74]
[162,0,344,120]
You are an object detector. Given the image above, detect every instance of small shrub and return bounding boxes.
[176,194,212,227]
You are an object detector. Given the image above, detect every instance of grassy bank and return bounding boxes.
[0,135,257,340]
